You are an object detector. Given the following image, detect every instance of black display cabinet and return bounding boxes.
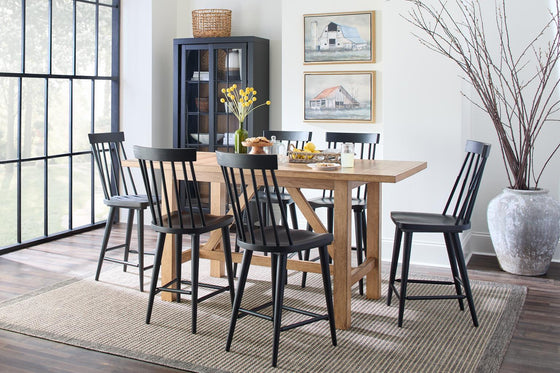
[172,36,270,151]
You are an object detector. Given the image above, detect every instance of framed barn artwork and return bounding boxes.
[303,11,375,64]
[304,71,375,123]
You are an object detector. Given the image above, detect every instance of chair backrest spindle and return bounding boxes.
[442,140,491,225]
[89,132,139,201]
[134,146,208,231]
[217,152,293,249]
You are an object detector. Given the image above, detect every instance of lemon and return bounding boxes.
[304,142,316,152]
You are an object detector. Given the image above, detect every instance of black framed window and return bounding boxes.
[0,0,120,253]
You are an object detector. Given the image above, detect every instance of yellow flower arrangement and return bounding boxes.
[220,84,271,124]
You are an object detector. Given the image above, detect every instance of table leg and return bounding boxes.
[366,182,382,299]
[160,173,178,301]
[210,181,226,277]
[332,180,352,329]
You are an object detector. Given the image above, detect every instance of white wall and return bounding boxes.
[152,1,178,147]
[120,0,153,150]
[178,0,283,130]
[468,0,560,262]
[282,0,560,265]
[120,0,560,265]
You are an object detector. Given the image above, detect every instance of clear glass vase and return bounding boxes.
[234,121,248,154]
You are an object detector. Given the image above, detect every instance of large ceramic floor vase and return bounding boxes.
[487,188,560,276]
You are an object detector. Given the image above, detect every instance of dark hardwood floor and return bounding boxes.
[0,225,559,372]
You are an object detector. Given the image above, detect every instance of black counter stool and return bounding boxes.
[134,146,235,334]
[217,151,337,368]
[89,132,153,292]
[387,140,491,327]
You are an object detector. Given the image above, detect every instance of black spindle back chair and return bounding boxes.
[217,151,337,368]
[263,130,312,153]
[134,146,235,334]
[88,132,152,292]
[303,132,380,293]
[320,132,380,201]
[90,132,138,199]
[387,140,491,327]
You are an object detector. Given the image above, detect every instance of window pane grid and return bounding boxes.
[0,0,119,253]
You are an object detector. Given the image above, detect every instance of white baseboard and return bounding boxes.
[467,231,560,263]
[381,230,559,266]
[381,235,460,268]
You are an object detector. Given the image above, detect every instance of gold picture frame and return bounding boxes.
[304,71,375,123]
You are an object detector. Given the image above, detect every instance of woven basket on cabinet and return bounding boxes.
[192,9,232,38]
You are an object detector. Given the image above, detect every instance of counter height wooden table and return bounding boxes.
[125,152,426,329]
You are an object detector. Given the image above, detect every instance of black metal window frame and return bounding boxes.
[0,0,120,254]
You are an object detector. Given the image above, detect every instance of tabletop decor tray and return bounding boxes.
[288,149,341,164]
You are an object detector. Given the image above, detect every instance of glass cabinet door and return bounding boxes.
[214,45,246,152]
[183,46,210,150]
[181,43,247,152]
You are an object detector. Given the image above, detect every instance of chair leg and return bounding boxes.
[277,202,290,285]
[226,250,253,352]
[289,202,299,229]
[96,207,117,281]
[271,253,278,306]
[361,210,367,254]
[398,232,413,327]
[261,202,268,227]
[444,233,464,311]
[146,232,166,324]
[318,246,337,347]
[327,207,334,233]
[301,248,310,288]
[288,203,302,261]
[123,208,135,273]
[221,226,236,304]
[354,210,364,296]
[361,210,367,291]
[301,208,317,288]
[191,234,200,334]
[137,208,145,292]
[451,233,479,327]
[387,227,403,306]
[175,234,183,304]
[272,253,287,368]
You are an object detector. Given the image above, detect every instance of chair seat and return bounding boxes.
[391,211,470,233]
[104,195,151,209]
[256,190,293,204]
[238,226,333,254]
[308,197,366,211]
[152,212,233,235]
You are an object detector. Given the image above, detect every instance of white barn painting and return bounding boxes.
[312,22,368,52]
[304,11,374,63]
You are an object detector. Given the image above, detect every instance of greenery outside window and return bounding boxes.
[0,0,120,253]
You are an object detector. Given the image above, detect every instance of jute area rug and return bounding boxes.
[0,261,525,373]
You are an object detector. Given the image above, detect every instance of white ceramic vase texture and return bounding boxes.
[487,188,560,276]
